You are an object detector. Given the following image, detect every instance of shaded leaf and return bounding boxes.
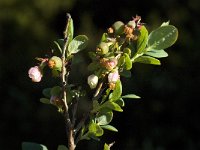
[57,145,68,150]
[101,125,118,132]
[135,56,161,65]
[145,49,168,58]
[148,25,178,50]
[22,142,48,150]
[42,88,51,98]
[40,98,50,104]
[68,35,88,54]
[120,70,131,78]
[122,94,141,99]
[51,86,62,96]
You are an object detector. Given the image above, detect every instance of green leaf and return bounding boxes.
[96,110,113,125]
[51,86,62,96]
[22,142,48,150]
[89,122,104,137]
[122,94,141,99]
[42,88,51,98]
[68,35,88,54]
[53,40,63,54]
[115,98,125,107]
[120,70,131,78]
[109,80,122,101]
[88,62,100,72]
[145,49,168,58]
[101,33,108,42]
[124,53,132,70]
[135,56,161,65]
[57,145,68,150]
[40,98,50,104]
[148,25,178,50]
[104,143,110,150]
[137,26,148,54]
[102,101,123,112]
[101,125,118,132]
[161,21,170,26]
[64,14,74,44]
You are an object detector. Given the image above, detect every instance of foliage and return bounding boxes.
[26,14,178,150]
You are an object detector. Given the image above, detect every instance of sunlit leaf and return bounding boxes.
[101,125,118,132]
[137,26,148,54]
[89,122,104,136]
[122,94,141,99]
[68,35,88,54]
[145,49,168,58]
[135,56,161,65]
[96,110,113,125]
[124,53,132,70]
[102,101,123,112]
[104,143,110,150]
[109,80,122,101]
[148,25,178,50]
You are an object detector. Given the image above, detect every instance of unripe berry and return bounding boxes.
[127,20,136,29]
[88,74,98,89]
[97,42,109,55]
[48,56,62,71]
[112,21,125,35]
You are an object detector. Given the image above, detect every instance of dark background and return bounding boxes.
[0,0,200,149]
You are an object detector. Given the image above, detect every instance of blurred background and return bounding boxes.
[0,0,200,149]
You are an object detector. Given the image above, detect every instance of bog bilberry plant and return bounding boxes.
[23,14,178,150]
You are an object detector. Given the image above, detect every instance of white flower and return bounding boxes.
[108,70,119,83]
[88,74,98,89]
[28,66,42,82]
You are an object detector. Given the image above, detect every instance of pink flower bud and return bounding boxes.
[28,66,42,82]
[88,74,98,89]
[108,70,119,84]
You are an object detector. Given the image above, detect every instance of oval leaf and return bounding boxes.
[22,142,48,150]
[102,101,123,112]
[68,35,88,54]
[96,110,113,125]
[57,145,68,150]
[148,25,178,50]
[137,26,148,54]
[64,14,74,44]
[122,94,141,99]
[135,56,161,65]
[89,122,104,137]
[145,49,168,58]
[109,80,122,101]
[40,98,50,104]
[104,143,110,150]
[124,53,132,70]
[101,125,118,132]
